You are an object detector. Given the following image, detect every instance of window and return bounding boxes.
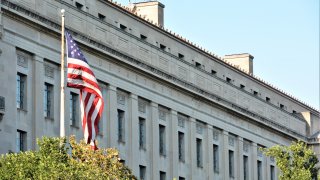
[229,150,234,178]
[257,160,262,180]
[140,34,147,40]
[160,44,166,50]
[253,90,258,96]
[178,131,185,162]
[211,70,217,75]
[243,155,249,180]
[159,125,166,156]
[70,92,79,127]
[178,53,184,59]
[240,84,245,89]
[98,114,103,135]
[44,83,53,118]
[270,165,275,180]
[160,171,166,180]
[266,97,270,102]
[226,77,232,83]
[179,177,185,180]
[98,13,105,21]
[119,159,125,164]
[196,138,202,167]
[280,103,285,110]
[195,62,202,68]
[139,165,146,180]
[75,2,83,10]
[120,24,127,30]
[139,117,146,150]
[16,130,27,152]
[213,144,219,173]
[16,73,26,109]
[292,110,297,114]
[118,109,125,142]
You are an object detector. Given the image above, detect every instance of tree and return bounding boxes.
[0,136,137,179]
[263,141,319,180]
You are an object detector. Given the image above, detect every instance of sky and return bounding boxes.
[117,0,319,110]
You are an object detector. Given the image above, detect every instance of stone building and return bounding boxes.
[0,0,319,179]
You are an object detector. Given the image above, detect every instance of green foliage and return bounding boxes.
[0,136,136,180]
[263,141,319,180]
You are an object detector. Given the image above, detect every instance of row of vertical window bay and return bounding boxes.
[17,71,275,180]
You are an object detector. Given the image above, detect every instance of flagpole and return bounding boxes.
[60,9,65,138]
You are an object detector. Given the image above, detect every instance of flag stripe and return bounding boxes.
[66,31,104,149]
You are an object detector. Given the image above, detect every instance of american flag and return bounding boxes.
[65,31,104,150]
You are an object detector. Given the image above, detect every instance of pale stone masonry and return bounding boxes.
[0,0,319,179]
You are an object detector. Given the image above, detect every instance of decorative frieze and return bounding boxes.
[212,129,220,141]
[177,114,186,128]
[257,146,263,157]
[159,109,166,121]
[44,65,54,78]
[138,100,146,113]
[228,135,235,146]
[117,93,126,105]
[243,141,249,153]
[17,53,28,68]
[196,122,203,134]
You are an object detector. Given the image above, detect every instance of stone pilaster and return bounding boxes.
[150,102,159,178]
[106,85,117,148]
[189,117,196,180]
[237,137,244,180]
[251,142,258,180]
[222,130,229,178]
[169,109,178,179]
[128,93,139,175]
[206,125,213,179]
[32,55,44,150]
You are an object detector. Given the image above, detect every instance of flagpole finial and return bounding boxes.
[61,9,65,16]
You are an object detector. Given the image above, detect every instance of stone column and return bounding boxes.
[106,85,117,148]
[150,102,159,178]
[189,117,196,180]
[206,125,213,179]
[128,93,139,175]
[33,55,44,150]
[251,142,258,180]
[99,83,108,147]
[238,137,244,180]
[169,109,178,179]
[222,130,229,179]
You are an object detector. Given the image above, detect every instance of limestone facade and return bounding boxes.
[0,0,319,179]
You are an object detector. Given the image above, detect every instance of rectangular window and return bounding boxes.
[139,165,146,180]
[16,130,27,152]
[159,125,166,156]
[211,70,217,75]
[213,144,219,173]
[266,97,270,102]
[70,92,79,127]
[178,131,185,162]
[253,90,258,96]
[195,62,202,68]
[118,109,125,142]
[160,44,166,50]
[75,2,83,10]
[44,83,53,118]
[178,53,184,59]
[120,24,127,30]
[243,155,249,180]
[240,84,245,89]
[257,160,262,180]
[229,150,234,178]
[226,77,232,83]
[140,34,147,40]
[160,171,166,180]
[179,177,185,180]
[270,165,275,180]
[98,13,105,21]
[139,117,146,150]
[16,73,26,109]
[196,138,203,167]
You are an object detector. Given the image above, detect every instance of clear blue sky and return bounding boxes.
[118,0,320,109]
